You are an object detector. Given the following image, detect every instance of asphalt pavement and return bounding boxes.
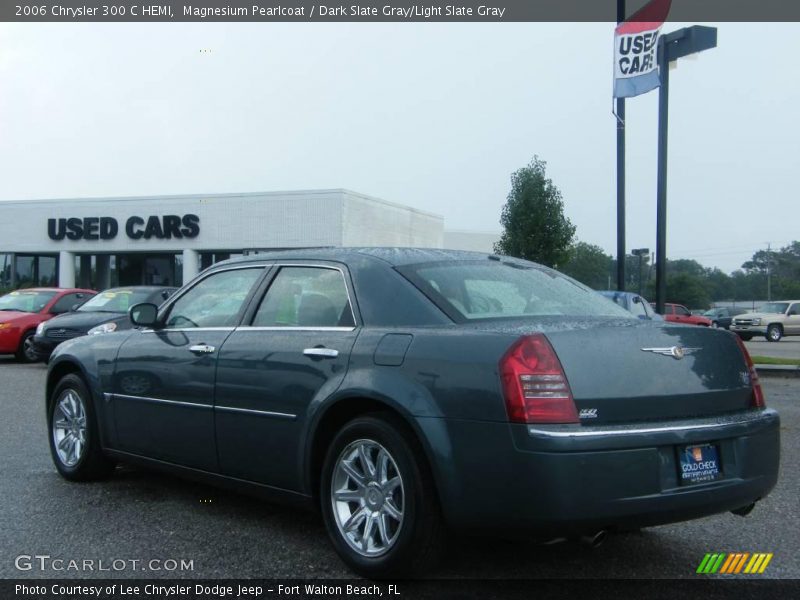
[744,338,800,361]
[0,359,797,580]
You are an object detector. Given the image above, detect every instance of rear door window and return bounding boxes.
[252,266,355,327]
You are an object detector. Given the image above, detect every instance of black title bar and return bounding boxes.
[3,0,800,22]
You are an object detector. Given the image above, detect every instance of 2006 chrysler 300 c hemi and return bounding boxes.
[45,248,780,577]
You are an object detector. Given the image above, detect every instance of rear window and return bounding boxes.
[398,261,634,321]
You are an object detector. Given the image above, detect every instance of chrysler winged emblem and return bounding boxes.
[640,346,700,360]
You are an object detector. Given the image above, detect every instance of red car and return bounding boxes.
[0,288,96,362]
[651,302,713,327]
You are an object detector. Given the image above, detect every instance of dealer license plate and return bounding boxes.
[679,444,722,485]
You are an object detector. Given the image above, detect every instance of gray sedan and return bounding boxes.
[45,248,780,578]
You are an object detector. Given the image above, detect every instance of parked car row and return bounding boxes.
[597,290,800,343]
[0,286,175,362]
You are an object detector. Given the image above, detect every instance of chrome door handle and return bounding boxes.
[189,344,216,354]
[303,347,339,358]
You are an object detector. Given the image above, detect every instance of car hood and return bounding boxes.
[0,311,33,323]
[734,312,777,320]
[42,311,126,332]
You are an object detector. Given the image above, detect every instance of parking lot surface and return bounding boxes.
[0,359,797,579]
[745,338,800,361]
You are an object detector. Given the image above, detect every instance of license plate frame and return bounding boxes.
[678,443,722,485]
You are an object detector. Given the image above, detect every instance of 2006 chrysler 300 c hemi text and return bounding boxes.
[45,248,780,577]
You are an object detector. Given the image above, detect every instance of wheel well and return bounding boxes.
[308,397,429,504]
[46,362,83,407]
[768,323,783,332]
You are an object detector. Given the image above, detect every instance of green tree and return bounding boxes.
[494,156,576,268]
[561,242,613,289]
[645,273,710,309]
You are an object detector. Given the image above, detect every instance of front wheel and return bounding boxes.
[15,330,39,363]
[320,414,445,578]
[766,325,782,342]
[48,374,115,481]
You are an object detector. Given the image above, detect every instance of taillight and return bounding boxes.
[499,334,579,424]
[734,335,765,408]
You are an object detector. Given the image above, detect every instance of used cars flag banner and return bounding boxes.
[613,0,673,98]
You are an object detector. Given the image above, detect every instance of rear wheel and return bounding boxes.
[320,414,445,578]
[15,330,39,363]
[48,374,115,481]
[766,324,782,342]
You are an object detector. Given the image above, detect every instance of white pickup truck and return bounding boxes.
[731,300,800,341]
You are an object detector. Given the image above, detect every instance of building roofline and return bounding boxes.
[0,188,444,219]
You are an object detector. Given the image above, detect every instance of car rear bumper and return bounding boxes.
[419,409,780,536]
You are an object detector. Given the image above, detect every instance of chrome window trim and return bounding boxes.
[528,410,773,439]
[252,263,358,328]
[214,405,297,420]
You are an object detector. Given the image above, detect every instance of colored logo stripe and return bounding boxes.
[698,553,773,574]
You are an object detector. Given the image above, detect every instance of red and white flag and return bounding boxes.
[613,0,672,98]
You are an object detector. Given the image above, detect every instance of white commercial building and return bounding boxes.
[0,189,445,289]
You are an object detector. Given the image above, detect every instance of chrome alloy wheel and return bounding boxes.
[52,389,87,467]
[331,439,405,557]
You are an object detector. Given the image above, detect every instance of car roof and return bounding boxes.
[213,247,520,268]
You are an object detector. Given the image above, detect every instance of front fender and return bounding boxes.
[47,331,134,449]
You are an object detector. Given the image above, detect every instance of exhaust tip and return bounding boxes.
[580,530,608,548]
[731,502,756,517]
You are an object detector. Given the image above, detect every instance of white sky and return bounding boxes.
[0,22,797,272]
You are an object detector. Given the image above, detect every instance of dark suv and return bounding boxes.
[703,306,748,330]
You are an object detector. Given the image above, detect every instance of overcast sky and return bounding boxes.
[0,22,797,272]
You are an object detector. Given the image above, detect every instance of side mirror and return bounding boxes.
[129,303,160,328]
[70,303,81,312]
[632,296,641,304]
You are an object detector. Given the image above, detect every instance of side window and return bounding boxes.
[51,293,87,315]
[675,305,690,316]
[164,268,262,329]
[789,303,800,316]
[252,267,354,327]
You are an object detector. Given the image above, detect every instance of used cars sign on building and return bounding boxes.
[47,215,200,241]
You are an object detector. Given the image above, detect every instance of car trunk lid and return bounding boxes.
[466,318,754,424]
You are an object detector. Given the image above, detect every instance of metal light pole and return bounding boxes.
[615,0,626,292]
[632,248,649,296]
[654,26,718,315]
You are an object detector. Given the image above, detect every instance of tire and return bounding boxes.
[711,321,719,329]
[320,413,445,578]
[737,333,753,341]
[48,374,115,481]
[766,325,782,342]
[15,330,39,363]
